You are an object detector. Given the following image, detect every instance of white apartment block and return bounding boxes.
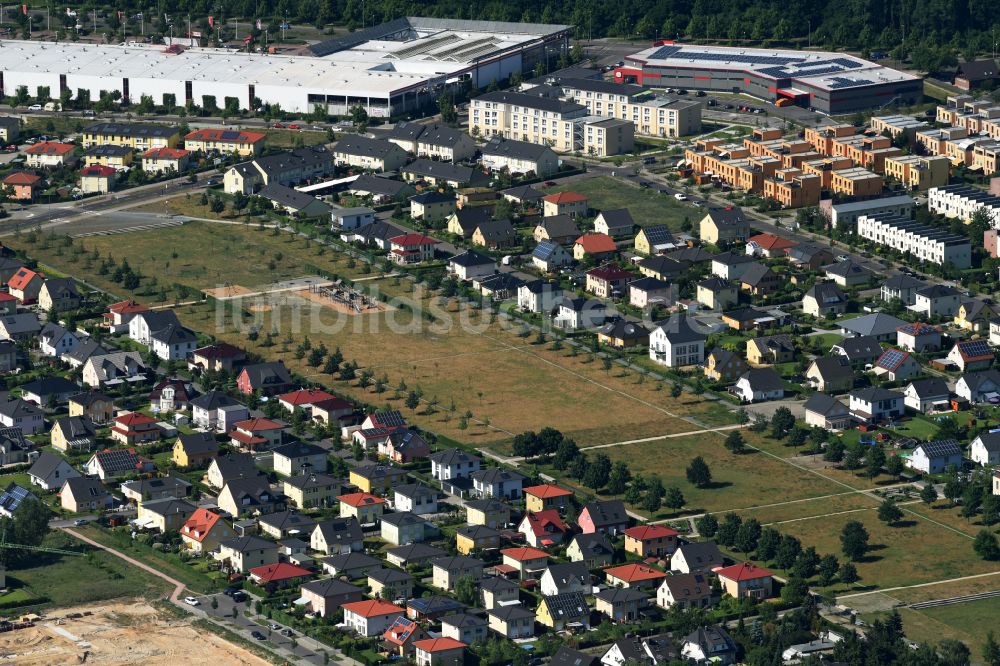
[857,213,972,268]
[554,78,702,138]
[470,88,635,157]
[927,184,1000,226]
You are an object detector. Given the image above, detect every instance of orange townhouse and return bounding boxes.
[524,484,573,513]
[604,563,668,590]
[184,128,267,156]
[24,141,77,168]
[7,267,44,303]
[110,412,161,446]
[623,525,680,558]
[715,562,774,600]
[3,172,42,201]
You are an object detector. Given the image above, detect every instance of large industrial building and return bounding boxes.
[613,43,922,114]
[0,18,570,117]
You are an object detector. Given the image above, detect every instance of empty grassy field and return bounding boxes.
[586,431,849,517]
[546,176,698,232]
[733,492,879,525]
[778,511,999,590]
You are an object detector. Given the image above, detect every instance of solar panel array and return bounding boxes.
[648,45,681,60]
[878,348,908,369]
[959,340,992,357]
[825,76,869,89]
[0,484,35,513]
[220,131,241,141]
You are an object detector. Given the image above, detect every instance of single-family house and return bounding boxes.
[804,392,852,430]
[909,439,964,474]
[732,368,784,403]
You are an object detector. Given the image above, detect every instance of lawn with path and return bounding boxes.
[545,176,699,232]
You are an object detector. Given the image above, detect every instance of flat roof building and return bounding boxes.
[615,43,922,114]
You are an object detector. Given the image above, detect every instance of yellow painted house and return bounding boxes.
[81,122,181,150]
[465,499,510,528]
[68,392,114,424]
[349,465,408,495]
[456,525,501,555]
[535,593,590,630]
[634,225,675,256]
[954,301,994,332]
[83,145,133,169]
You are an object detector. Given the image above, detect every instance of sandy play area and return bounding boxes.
[0,599,271,665]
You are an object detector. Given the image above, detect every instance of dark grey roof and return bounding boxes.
[810,356,854,382]
[739,368,784,391]
[301,577,363,597]
[0,398,41,419]
[957,59,999,81]
[475,218,517,244]
[833,335,883,361]
[470,467,526,485]
[641,224,675,246]
[595,587,647,603]
[806,281,847,305]
[480,575,519,592]
[839,313,906,336]
[85,122,179,139]
[502,184,546,202]
[824,260,873,278]
[388,122,468,149]
[803,392,849,417]
[429,448,481,466]
[220,535,277,553]
[482,136,553,161]
[960,369,1000,391]
[402,159,486,185]
[475,89,586,115]
[596,208,635,230]
[917,284,962,299]
[705,207,749,227]
[487,604,535,621]
[597,319,650,341]
[259,183,329,211]
[684,626,735,654]
[334,135,402,160]
[580,499,627,527]
[350,174,412,197]
[380,511,425,528]
[410,190,454,205]
[456,524,500,540]
[63,339,108,365]
[544,562,591,588]
[254,144,339,176]
[177,432,219,456]
[882,274,925,290]
[20,376,79,398]
[850,387,903,403]
[121,475,191,497]
[974,431,1000,453]
[314,517,364,544]
[140,497,196,518]
[711,250,754,267]
[212,453,259,482]
[368,567,414,584]
[440,612,488,629]
[28,451,75,481]
[284,472,339,491]
[258,510,317,531]
[654,314,706,344]
[674,541,722,567]
[190,389,241,411]
[432,556,485,573]
[385,543,445,562]
[739,262,775,287]
[906,378,950,399]
[149,322,198,346]
[273,441,326,460]
[323,551,382,571]
[62,476,109,500]
[535,214,579,238]
[84,144,132,157]
[640,255,686,276]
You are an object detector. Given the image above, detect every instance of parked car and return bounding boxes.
[72,518,88,526]
[287,124,300,130]
[184,596,200,606]
[674,193,688,201]
[27,104,42,111]
[251,630,266,641]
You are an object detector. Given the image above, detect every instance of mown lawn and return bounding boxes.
[545,176,699,232]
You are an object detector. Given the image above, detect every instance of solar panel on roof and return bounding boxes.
[648,45,681,60]
[960,340,992,357]
[878,349,907,369]
[826,77,868,89]
[220,131,240,140]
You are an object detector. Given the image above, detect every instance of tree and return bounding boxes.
[438,93,457,124]
[695,513,718,538]
[454,574,477,605]
[982,631,1000,666]
[607,461,632,495]
[770,406,795,438]
[670,384,683,399]
[663,486,685,510]
[724,431,745,454]
[774,534,802,570]
[920,483,938,504]
[583,453,612,489]
[839,562,859,585]
[349,105,369,128]
[885,454,904,478]
[937,639,971,666]
[793,546,821,579]
[974,530,1000,561]
[686,456,712,488]
[865,445,886,480]
[405,391,421,410]
[0,499,50,567]
[641,489,662,513]
[734,517,761,553]
[782,577,809,605]
[818,554,840,586]
[840,521,870,561]
[756,527,781,562]
[877,498,904,526]
[716,513,742,547]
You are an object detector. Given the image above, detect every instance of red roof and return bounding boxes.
[520,509,568,537]
[233,417,284,432]
[604,563,668,583]
[715,562,773,582]
[587,264,634,282]
[383,617,420,646]
[897,322,940,335]
[575,233,617,254]
[109,299,149,315]
[501,546,550,562]
[0,293,16,302]
[7,267,39,291]
[342,599,405,618]
[180,508,224,542]
[115,412,157,426]
[544,191,587,204]
[25,141,75,155]
[185,128,267,143]
[876,348,911,371]
[228,430,268,446]
[249,562,313,584]
[748,233,795,251]
[338,492,386,507]
[523,483,573,500]
[278,388,336,406]
[414,638,467,653]
[389,233,437,247]
[312,396,353,412]
[143,147,190,159]
[955,341,994,362]
[625,525,679,541]
[3,172,41,186]
[82,164,117,177]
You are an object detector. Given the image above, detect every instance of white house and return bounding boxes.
[38,323,78,357]
[190,391,249,432]
[908,440,964,474]
[903,378,951,413]
[970,431,1000,466]
[517,281,564,314]
[149,323,198,361]
[429,449,481,482]
[849,388,904,424]
[912,285,962,318]
[856,213,971,269]
[732,369,784,403]
[648,315,706,368]
[448,251,497,282]
[342,600,406,637]
[956,370,1000,403]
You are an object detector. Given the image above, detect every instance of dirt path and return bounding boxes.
[62,528,186,604]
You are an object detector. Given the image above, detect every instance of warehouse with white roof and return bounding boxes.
[0,17,570,117]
